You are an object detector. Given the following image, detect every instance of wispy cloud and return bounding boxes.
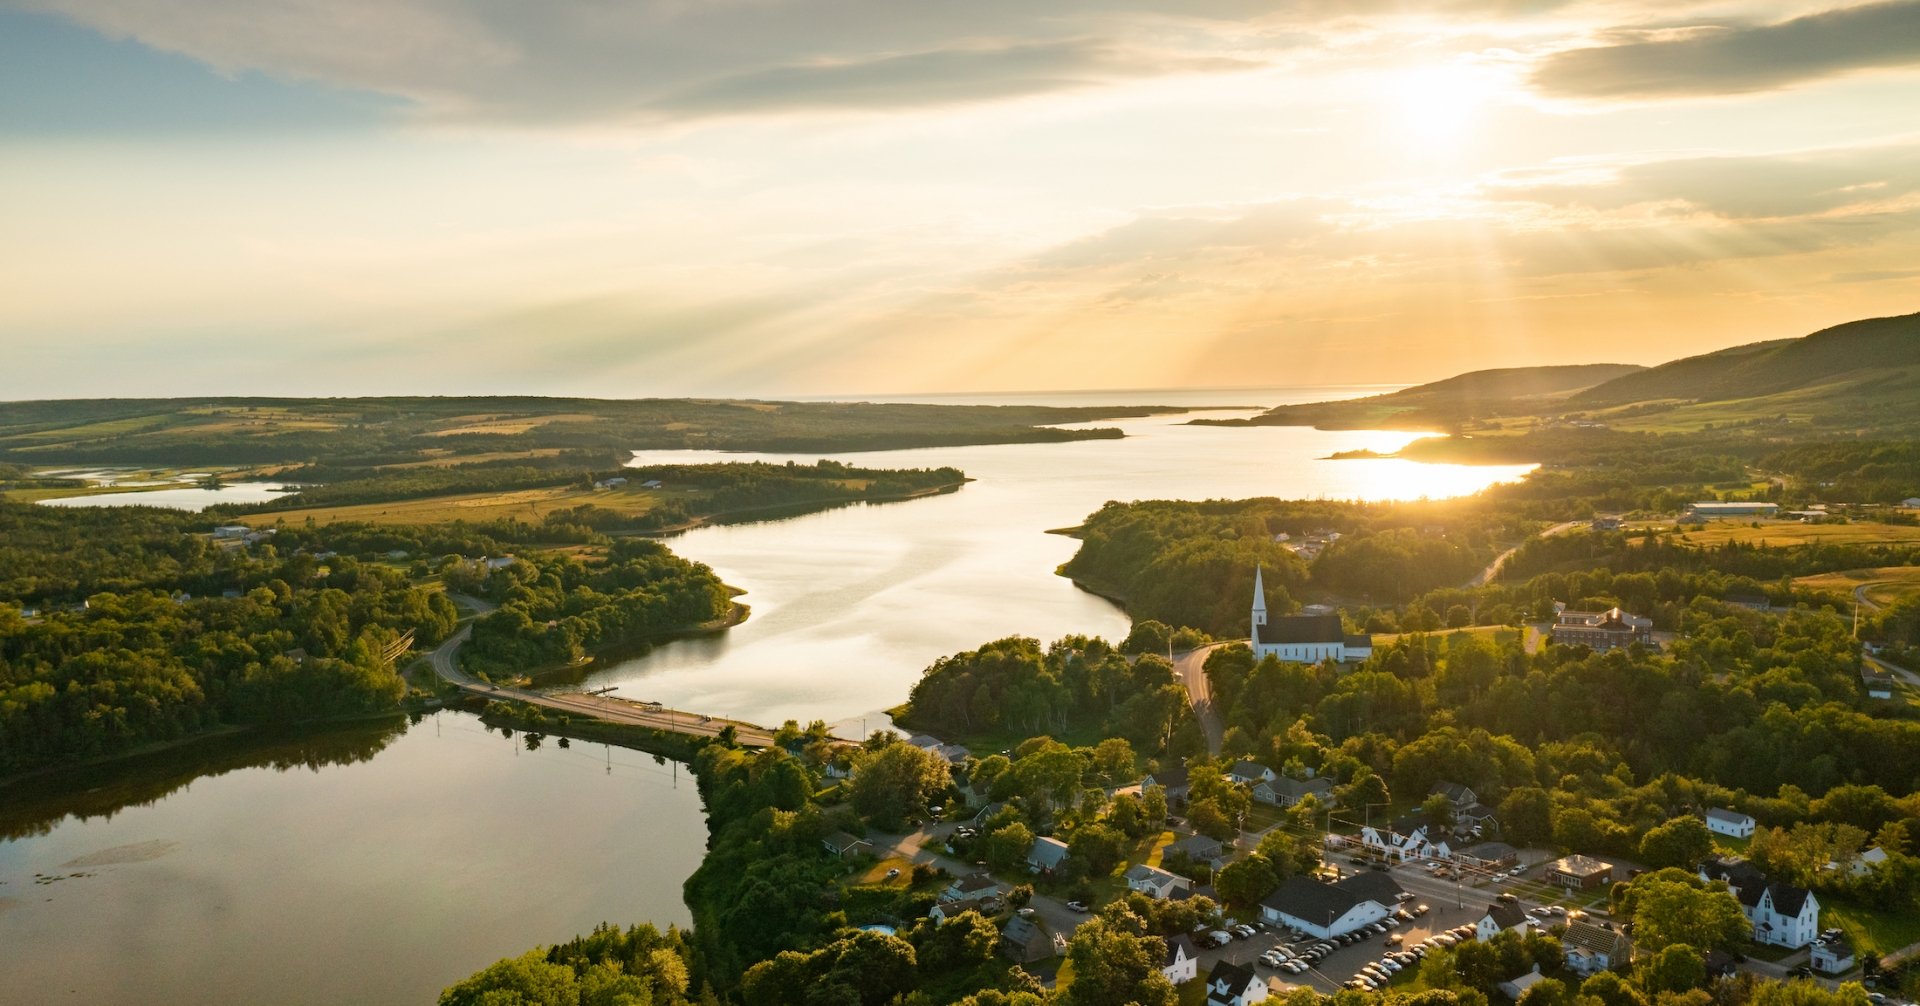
[1532,1,1920,100]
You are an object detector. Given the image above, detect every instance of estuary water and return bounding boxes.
[598,407,1533,730]
[1,390,1532,1004]
[0,713,706,1006]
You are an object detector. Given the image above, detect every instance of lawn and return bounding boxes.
[231,484,668,527]
[1146,831,1177,869]
[1668,521,1920,550]
[1176,975,1209,1006]
[1794,567,1920,607]
[857,855,915,886]
[1824,900,1920,957]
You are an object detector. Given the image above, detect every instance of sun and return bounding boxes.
[1382,60,1505,146]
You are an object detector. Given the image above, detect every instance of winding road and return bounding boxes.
[1470,520,1581,588]
[1173,643,1227,755]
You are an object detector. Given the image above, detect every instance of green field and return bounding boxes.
[1795,566,1920,607]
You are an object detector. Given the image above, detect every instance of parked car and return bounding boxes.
[1065,900,1089,913]
[1209,930,1233,946]
[1414,904,1430,916]
[1233,924,1257,939]
[885,868,901,879]
[1497,893,1519,903]
[1017,907,1036,918]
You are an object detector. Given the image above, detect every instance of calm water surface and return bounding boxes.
[3,392,1530,1003]
[38,481,294,510]
[0,712,705,1005]
[599,407,1533,728]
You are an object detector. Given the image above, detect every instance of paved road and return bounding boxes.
[1470,521,1580,588]
[1173,643,1228,755]
[1857,583,1885,613]
[427,593,782,747]
[1867,651,1920,688]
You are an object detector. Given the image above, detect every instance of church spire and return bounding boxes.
[1251,565,1268,627]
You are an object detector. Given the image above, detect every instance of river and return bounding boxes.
[594,406,1533,730]
[0,391,1532,1004]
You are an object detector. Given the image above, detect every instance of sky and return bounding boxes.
[2,0,1918,399]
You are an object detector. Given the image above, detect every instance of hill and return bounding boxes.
[1574,311,1920,406]
[1193,363,1643,431]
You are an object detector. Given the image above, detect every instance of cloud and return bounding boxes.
[1532,1,1920,99]
[1494,142,1920,219]
[655,40,1255,116]
[9,0,1289,124]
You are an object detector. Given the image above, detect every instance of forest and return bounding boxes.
[454,540,734,678]
[0,499,737,776]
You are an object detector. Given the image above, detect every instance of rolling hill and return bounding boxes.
[1574,311,1920,407]
[1194,363,1644,431]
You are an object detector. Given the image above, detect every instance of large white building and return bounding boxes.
[1701,858,1820,949]
[1250,567,1371,664]
[1259,873,1404,938]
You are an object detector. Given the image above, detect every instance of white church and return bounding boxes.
[1250,567,1372,664]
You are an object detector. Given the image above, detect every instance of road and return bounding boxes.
[1469,521,1581,588]
[427,593,783,747]
[1173,643,1228,755]
[1857,583,1884,613]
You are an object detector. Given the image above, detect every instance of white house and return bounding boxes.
[941,872,1005,904]
[1249,568,1370,663]
[1476,902,1530,942]
[1700,858,1820,949]
[1259,873,1402,938]
[1163,933,1199,985]
[1204,961,1267,1006]
[1705,808,1755,839]
[1902,497,1920,509]
[1125,863,1193,900]
[1812,932,1855,974]
[1562,920,1631,975]
[1360,823,1451,864]
[1500,967,1548,1000]
[1227,760,1277,786]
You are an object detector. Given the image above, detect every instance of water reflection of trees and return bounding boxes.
[0,715,409,842]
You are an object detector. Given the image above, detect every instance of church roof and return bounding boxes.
[1256,614,1345,645]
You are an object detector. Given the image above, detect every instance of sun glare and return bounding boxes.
[1384,61,1504,146]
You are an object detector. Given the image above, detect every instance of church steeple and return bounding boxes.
[1251,565,1268,627]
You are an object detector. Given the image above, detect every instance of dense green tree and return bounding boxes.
[1639,817,1715,871]
[848,740,951,829]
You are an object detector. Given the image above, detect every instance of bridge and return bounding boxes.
[425,594,785,748]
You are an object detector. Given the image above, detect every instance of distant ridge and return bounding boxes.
[1194,363,1644,431]
[1573,311,1920,406]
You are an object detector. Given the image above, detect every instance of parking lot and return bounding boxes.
[1193,858,1583,995]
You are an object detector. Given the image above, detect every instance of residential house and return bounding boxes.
[1562,920,1631,975]
[1165,834,1228,870]
[1545,855,1613,890]
[1476,902,1531,942]
[1125,863,1193,900]
[1361,820,1451,864]
[1143,766,1191,802]
[1204,960,1267,1006]
[1591,516,1622,531]
[1162,932,1199,985]
[1254,775,1334,808]
[972,801,1009,826]
[640,479,663,489]
[1227,760,1277,786]
[928,897,998,924]
[1258,873,1403,938]
[1706,808,1756,839]
[1700,857,1821,948]
[1430,782,1477,809]
[1847,846,1890,877]
[1903,498,1920,509]
[1812,932,1855,974]
[822,832,873,859]
[1000,917,1054,964]
[212,525,250,539]
[1499,967,1548,1001]
[1725,593,1773,611]
[1862,670,1895,700]
[1027,836,1070,874]
[941,872,1004,904]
